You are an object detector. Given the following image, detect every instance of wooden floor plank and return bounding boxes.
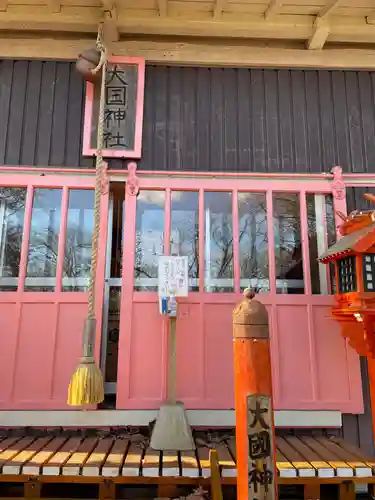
[284,436,334,478]
[102,438,129,478]
[329,436,375,472]
[42,437,82,475]
[197,445,211,478]
[216,443,236,478]
[142,446,160,477]
[300,437,353,477]
[121,442,143,477]
[0,437,36,471]
[316,437,371,477]
[227,438,236,463]
[22,437,67,475]
[82,438,114,477]
[276,448,297,478]
[277,437,315,477]
[180,450,199,478]
[161,450,180,477]
[62,437,99,476]
[2,437,52,475]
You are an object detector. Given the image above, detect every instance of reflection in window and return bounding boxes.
[204,192,233,292]
[273,193,304,294]
[0,187,27,291]
[134,190,165,291]
[307,194,336,294]
[63,189,94,292]
[325,195,337,293]
[238,192,269,293]
[25,188,62,291]
[171,191,199,291]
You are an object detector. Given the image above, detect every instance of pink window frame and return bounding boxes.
[0,173,108,364]
[116,172,360,412]
[82,56,146,159]
[124,176,344,297]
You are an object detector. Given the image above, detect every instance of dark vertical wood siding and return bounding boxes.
[0,60,375,452]
[2,61,375,173]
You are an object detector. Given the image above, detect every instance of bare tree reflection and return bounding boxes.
[0,188,26,286]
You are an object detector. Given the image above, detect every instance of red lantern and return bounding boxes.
[319,194,375,357]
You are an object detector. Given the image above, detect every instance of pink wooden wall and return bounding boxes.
[116,174,363,414]
[0,175,108,410]
[0,170,365,413]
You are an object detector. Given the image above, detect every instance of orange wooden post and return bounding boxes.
[233,289,277,500]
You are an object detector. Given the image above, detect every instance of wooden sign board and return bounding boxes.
[247,394,276,500]
[82,56,145,159]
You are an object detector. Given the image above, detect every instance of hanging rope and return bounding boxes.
[87,23,108,320]
[67,23,108,406]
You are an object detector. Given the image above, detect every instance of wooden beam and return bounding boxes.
[367,11,375,25]
[0,0,7,12]
[213,0,226,19]
[0,11,374,45]
[3,37,375,71]
[103,6,119,42]
[264,0,282,20]
[307,17,330,50]
[157,0,167,17]
[48,0,61,13]
[318,0,341,19]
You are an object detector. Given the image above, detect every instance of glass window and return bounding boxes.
[338,256,357,293]
[325,195,337,293]
[25,188,62,291]
[63,189,95,292]
[307,194,337,294]
[170,191,199,292]
[204,192,233,292]
[134,190,165,291]
[0,187,27,291]
[273,193,304,294]
[238,192,269,293]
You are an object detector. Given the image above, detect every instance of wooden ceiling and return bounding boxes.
[1,0,375,50]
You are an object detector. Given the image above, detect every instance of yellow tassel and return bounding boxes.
[67,361,104,406]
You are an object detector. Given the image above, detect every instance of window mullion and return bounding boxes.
[55,186,69,293]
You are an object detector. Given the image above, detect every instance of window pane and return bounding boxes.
[0,187,27,291]
[325,195,337,293]
[25,188,62,291]
[204,192,233,292]
[134,190,165,291]
[171,191,199,292]
[273,193,304,294]
[307,194,337,295]
[238,192,269,293]
[63,189,94,292]
[338,256,357,293]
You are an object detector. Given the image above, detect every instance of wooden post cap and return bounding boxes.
[232,288,269,339]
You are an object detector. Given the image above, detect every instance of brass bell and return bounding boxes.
[76,48,102,84]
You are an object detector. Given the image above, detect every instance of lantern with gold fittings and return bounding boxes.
[319,193,375,358]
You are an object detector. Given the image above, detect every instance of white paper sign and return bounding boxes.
[158,256,189,297]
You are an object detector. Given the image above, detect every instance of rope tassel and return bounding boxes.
[68,24,107,407]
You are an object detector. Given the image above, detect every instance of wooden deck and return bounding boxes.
[0,429,373,481]
[0,429,373,499]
